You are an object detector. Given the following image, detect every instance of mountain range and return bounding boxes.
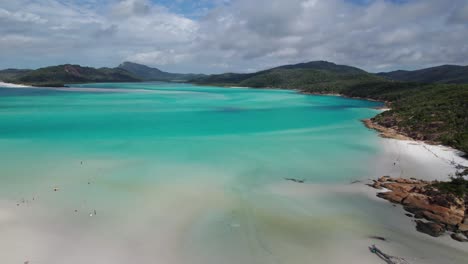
[378,65,468,84]
[117,62,205,82]
[0,62,204,87]
[191,61,468,88]
[1,61,468,88]
[189,61,382,93]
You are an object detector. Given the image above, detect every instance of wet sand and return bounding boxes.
[1,139,467,264]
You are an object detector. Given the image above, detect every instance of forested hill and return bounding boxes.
[191,61,468,154]
[118,62,204,81]
[378,65,468,84]
[0,65,140,87]
[0,69,33,81]
[0,62,205,87]
[190,61,376,91]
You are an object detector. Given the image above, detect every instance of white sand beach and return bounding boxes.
[1,137,467,264]
[0,81,32,88]
[373,138,467,181]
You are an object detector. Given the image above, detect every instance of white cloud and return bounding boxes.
[126,50,191,65]
[0,0,467,73]
[0,8,47,24]
[0,34,41,48]
[189,0,468,72]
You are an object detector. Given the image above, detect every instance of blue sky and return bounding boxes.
[151,0,409,15]
[347,0,408,5]
[149,0,221,17]
[0,0,467,73]
[152,0,411,16]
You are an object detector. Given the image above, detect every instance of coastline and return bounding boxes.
[364,112,468,243]
[301,90,465,157]
[2,79,463,160]
[362,118,412,141]
[0,83,467,263]
[3,79,463,157]
[298,90,391,105]
[0,81,32,88]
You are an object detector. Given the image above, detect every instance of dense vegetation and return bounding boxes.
[238,69,382,92]
[191,61,373,89]
[378,65,468,84]
[192,61,468,153]
[341,82,468,153]
[0,69,32,80]
[1,64,140,87]
[432,173,468,197]
[118,62,205,81]
[0,62,205,86]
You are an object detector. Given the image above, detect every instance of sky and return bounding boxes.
[0,0,467,73]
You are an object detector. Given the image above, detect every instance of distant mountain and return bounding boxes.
[8,64,140,87]
[378,65,468,84]
[1,62,204,86]
[272,61,367,74]
[118,61,204,81]
[0,69,33,81]
[191,60,382,93]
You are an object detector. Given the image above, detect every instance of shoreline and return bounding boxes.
[368,176,468,242]
[2,80,464,156]
[362,118,413,141]
[0,81,32,88]
[364,121,468,243]
[0,83,467,263]
[298,90,391,105]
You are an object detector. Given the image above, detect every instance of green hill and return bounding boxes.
[118,61,204,81]
[378,65,468,84]
[341,82,468,153]
[7,64,141,87]
[2,62,204,86]
[0,69,33,81]
[272,60,366,74]
[191,61,382,91]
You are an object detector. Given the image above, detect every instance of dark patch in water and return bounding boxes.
[217,107,244,112]
[369,236,387,241]
[285,178,305,183]
[309,104,368,110]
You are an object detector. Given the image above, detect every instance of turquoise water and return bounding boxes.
[0,82,391,263]
[0,83,381,196]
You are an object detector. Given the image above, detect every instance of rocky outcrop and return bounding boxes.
[369,176,468,242]
[451,232,468,242]
[415,220,445,237]
[362,119,412,141]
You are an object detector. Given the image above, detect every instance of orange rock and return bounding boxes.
[458,223,468,232]
[377,176,392,183]
[378,190,408,203]
[370,176,467,240]
[422,211,463,226]
[402,193,429,208]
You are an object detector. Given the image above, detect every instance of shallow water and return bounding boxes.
[0,83,466,264]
